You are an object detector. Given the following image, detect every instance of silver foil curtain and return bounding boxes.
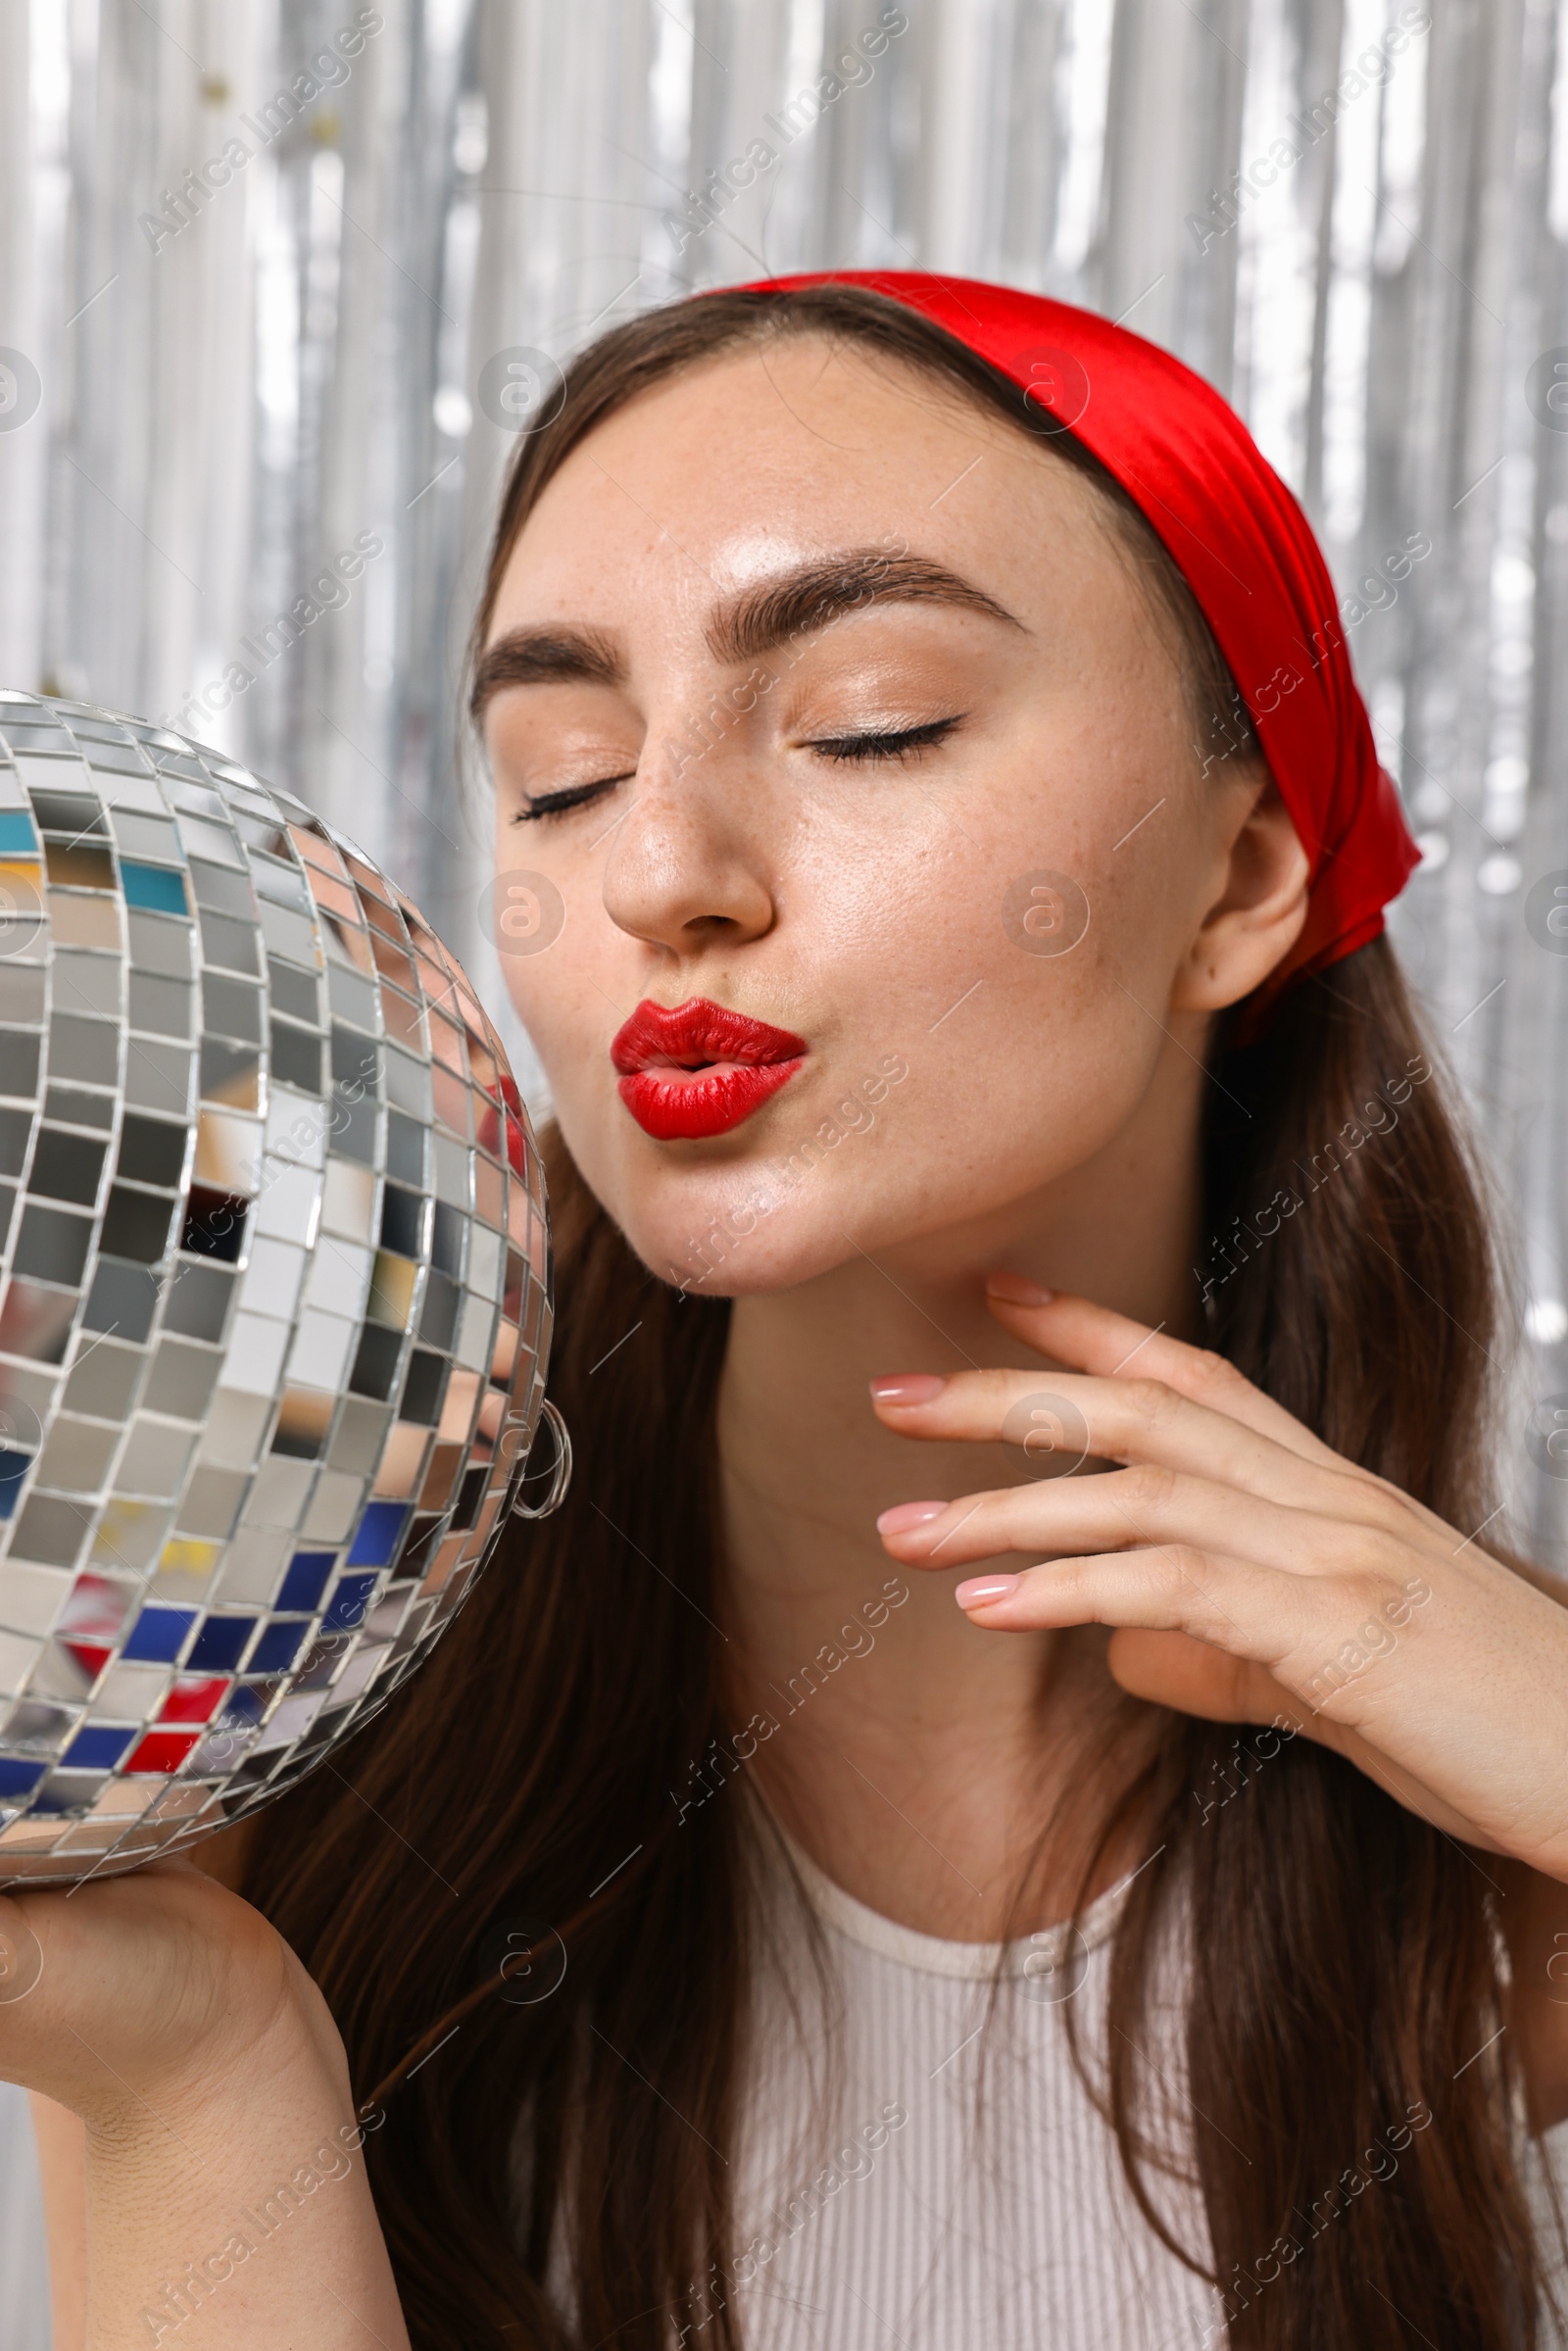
[2,0,1568,1596]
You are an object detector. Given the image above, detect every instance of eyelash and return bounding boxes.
[511,773,631,824]
[509,716,963,821]
[808,716,962,764]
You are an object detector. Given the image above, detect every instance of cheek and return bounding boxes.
[498,926,606,1097]
[783,781,1177,1114]
[886,922,1168,1212]
[490,815,609,1079]
[761,789,1186,1228]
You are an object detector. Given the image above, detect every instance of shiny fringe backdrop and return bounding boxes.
[1,0,1568,1624]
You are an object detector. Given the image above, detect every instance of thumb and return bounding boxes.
[0,1897,44,2007]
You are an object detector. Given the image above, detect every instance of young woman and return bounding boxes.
[9,272,1568,2350]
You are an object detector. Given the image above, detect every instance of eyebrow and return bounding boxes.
[470,549,1023,721]
[705,549,1024,665]
[469,624,622,720]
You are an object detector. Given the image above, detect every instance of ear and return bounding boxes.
[1169,770,1311,1014]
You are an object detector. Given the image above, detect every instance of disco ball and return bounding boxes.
[0,691,567,1885]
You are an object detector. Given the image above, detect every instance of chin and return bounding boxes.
[615,1193,840,1298]
[581,1144,860,1298]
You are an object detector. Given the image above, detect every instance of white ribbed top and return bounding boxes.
[710,1831,1568,2351]
[722,1832,1222,2350]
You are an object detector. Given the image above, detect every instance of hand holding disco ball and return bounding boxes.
[0,691,567,1886]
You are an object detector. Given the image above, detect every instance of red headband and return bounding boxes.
[723,269,1420,1001]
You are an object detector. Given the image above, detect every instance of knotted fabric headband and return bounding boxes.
[722,269,1421,999]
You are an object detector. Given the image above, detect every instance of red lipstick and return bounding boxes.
[611,998,808,1141]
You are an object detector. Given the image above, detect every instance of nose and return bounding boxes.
[600,733,776,958]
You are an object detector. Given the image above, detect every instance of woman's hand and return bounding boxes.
[0,1855,321,2128]
[0,1856,409,2348]
[870,1275,1568,1886]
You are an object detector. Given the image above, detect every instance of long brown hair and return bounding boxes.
[244,286,1556,2348]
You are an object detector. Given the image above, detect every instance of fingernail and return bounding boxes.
[869,1374,947,1404]
[876,1500,948,1535]
[986,1271,1054,1306]
[956,1575,1019,1608]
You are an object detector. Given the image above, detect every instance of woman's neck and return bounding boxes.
[714,1152,1201,1941]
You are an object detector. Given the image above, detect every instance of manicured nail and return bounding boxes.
[876,1500,948,1535]
[869,1374,947,1404]
[986,1271,1054,1306]
[956,1574,1019,1608]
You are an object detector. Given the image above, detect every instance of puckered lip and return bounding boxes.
[610,997,809,1075]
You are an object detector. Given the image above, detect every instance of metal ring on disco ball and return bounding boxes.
[510,1397,571,1521]
[0,690,564,1884]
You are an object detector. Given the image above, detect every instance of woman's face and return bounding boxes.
[479,335,1288,1298]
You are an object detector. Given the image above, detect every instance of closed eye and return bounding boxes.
[510,770,634,823]
[807,716,963,765]
[510,713,964,816]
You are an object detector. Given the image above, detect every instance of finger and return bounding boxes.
[0,1896,45,2008]
[870,1361,1413,1536]
[982,1279,1349,1471]
[951,1540,1416,1716]
[953,1543,1293,1661]
[877,1465,1400,1581]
